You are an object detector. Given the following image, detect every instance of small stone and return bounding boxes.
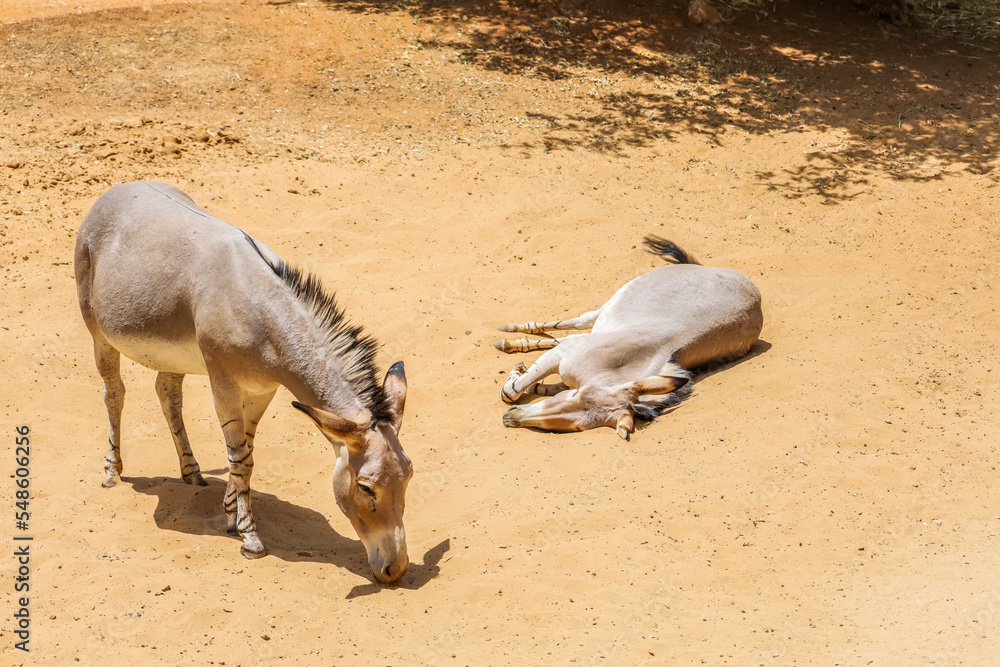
[217,127,239,143]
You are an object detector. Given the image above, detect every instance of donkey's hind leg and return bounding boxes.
[492,337,560,354]
[497,309,601,335]
[155,372,208,486]
[93,338,126,488]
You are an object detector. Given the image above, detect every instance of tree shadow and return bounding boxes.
[5,0,995,199]
[123,475,445,589]
[316,0,999,198]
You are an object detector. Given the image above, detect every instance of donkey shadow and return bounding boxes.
[633,338,772,431]
[692,338,772,383]
[345,537,450,599]
[123,474,447,591]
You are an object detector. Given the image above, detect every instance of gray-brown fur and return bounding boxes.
[74,181,411,582]
[494,238,762,438]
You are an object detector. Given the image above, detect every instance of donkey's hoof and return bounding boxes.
[184,472,208,486]
[240,532,266,559]
[500,384,519,404]
[240,542,267,560]
[102,474,120,488]
[502,407,523,427]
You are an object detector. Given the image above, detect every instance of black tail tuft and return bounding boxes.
[643,236,690,265]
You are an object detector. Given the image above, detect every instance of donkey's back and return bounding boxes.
[594,262,762,370]
[75,181,284,376]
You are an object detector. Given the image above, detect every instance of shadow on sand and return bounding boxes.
[315,0,998,198]
[124,475,448,594]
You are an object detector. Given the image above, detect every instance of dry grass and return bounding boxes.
[917,0,1000,40]
[714,0,1000,40]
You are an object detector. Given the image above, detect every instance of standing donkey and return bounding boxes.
[75,181,412,583]
[494,237,763,439]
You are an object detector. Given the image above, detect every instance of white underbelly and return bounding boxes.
[107,333,209,376]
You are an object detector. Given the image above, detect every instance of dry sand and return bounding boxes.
[1,0,999,664]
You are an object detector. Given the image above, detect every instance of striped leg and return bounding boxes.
[242,388,277,466]
[155,372,207,486]
[492,337,561,353]
[210,376,266,559]
[229,389,276,554]
[497,309,601,335]
[523,380,570,396]
[501,348,564,404]
[94,338,126,488]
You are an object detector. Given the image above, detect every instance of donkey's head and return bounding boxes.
[502,374,688,439]
[292,362,412,583]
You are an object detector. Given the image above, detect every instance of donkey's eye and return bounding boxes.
[358,482,376,498]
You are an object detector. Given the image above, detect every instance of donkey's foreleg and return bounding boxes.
[225,389,276,549]
[93,338,126,488]
[492,337,560,354]
[501,349,564,404]
[242,388,277,458]
[497,309,601,335]
[210,377,266,559]
[155,372,207,486]
[524,381,571,396]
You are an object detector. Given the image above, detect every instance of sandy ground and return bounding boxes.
[2,0,999,664]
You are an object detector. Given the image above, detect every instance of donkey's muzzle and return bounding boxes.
[366,528,409,584]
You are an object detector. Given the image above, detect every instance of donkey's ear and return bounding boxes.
[292,401,368,450]
[625,375,688,399]
[382,361,407,433]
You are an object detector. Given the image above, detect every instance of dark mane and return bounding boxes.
[270,258,391,422]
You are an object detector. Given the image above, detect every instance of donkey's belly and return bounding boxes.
[106,331,209,376]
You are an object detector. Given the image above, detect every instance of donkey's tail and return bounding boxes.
[642,236,700,265]
[632,368,694,421]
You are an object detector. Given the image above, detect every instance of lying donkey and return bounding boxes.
[494,237,763,439]
[75,181,412,583]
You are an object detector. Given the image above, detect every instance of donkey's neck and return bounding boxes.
[271,332,371,418]
[259,259,385,420]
